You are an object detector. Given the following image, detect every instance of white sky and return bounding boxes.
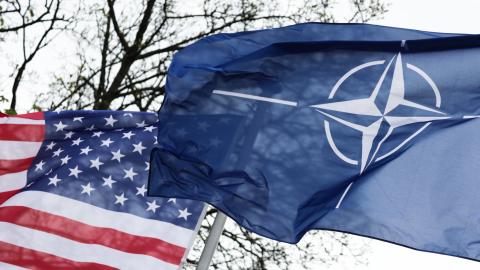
[2,0,480,269]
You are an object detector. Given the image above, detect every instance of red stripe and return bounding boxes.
[0,240,116,270]
[0,206,186,265]
[0,158,34,176]
[0,124,45,142]
[1,112,45,120]
[0,190,19,205]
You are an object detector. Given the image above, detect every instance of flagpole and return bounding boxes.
[196,211,227,270]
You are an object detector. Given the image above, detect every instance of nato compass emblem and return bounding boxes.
[213,53,451,175]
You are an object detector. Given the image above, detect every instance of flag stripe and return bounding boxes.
[1,191,193,247]
[0,206,185,265]
[0,141,43,160]
[0,171,27,193]
[0,240,116,270]
[0,190,19,205]
[0,124,45,142]
[0,117,44,125]
[0,158,34,176]
[0,261,28,270]
[0,222,178,270]
[0,112,44,121]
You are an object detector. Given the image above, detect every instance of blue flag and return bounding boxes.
[148,23,480,261]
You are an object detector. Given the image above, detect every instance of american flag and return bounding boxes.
[0,111,205,270]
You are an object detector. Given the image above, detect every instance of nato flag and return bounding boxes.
[149,23,480,261]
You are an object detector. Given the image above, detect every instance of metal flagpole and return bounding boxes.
[196,212,227,270]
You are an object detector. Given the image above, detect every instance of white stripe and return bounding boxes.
[0,118,44,125]
[0,262,29,270]
[0,171,27,192]
[1,191,194,247]
[0,222,177,270]
[0,141,42,159]
[213,90,298,106]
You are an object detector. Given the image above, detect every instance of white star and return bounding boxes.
[73,117,84,122]
[146,200,160,213]
[178,208,192,220]
[136,184,147,196]
[86,125,95,131]
[104,115,118,127]
[81,182,95,196]
[80,146,93,155]
[102,175,117,188]
[89,157,104,170]
[46,169,53,175]
[71,137,84,146]
[35,160,45,171]
[123,113,133,117]
[52,148,63,157]
[92,131,104,137]
[144,126,156,132]
[114,193,128,206]
[111,149,125,162]
[101,138,114,147]
[123,168,138,181]
[136,121,147,128]
[64,131,74,139]
[48,175,62,186]
[54,121,68,132]
[132,142,146,154]
[122,131,135,139]
[144,161,150,171]
[45,141,56,150]
[60,155,71,165]
[168,198,176,204]
[69,166,82,178]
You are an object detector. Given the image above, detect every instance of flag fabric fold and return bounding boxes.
[148,23,480,261]
[0,110,205,270]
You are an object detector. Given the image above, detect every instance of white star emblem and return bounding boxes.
[73,117,84,122]
[81,182,95,196]
[144,161,150,171]
[92,131,104,138]
[102,175,116,188]
[71,137,84,146]
[136,121,147,128]
[132,142,146,154]
[80,146,93,155]
[35,160,45,171]
[104,115,118,127]
[122,131,135,139]
[136,184,147,196]
[144,126,156,132]
[64,131,74,139]
[60,155,71,165]
[48,175,62,186]
[89,157,104,170]
[45,141,56,150]
[167,198,176,204]
[178,208,192,220]
[123,167,138,181]
[69,166,82,178]
[111,149,125,162]
[146,200,160,213]
[114,193,128,206]
[52,148,63,157]
[101,138,114,147]
[54,121,68,131]
[123,113,133,117]
[86,125,95,131]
